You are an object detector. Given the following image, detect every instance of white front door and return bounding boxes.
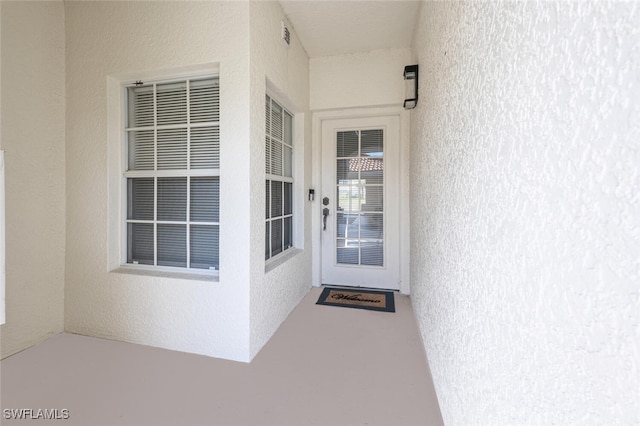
[321,116,400,290]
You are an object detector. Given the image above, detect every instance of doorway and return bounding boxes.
[320,116,401,290]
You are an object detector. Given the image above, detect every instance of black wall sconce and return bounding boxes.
[403,64,419,109]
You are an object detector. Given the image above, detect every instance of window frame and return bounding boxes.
[118,71,220,276]
[265,94,295,263]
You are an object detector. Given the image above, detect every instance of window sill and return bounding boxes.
[111,266,219,282]
[265,248,302,273]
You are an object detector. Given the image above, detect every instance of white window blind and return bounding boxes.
[265,95,293,260]
[125,77,220,271]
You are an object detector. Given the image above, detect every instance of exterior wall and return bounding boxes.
[248,1,311,360]
[0,1,66,359]
[0,1,3,329]
[309,48,412,293]
[410,1,640,424]
[64,1,252,361]
[310,48,411,111]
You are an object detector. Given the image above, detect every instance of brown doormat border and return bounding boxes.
[316,287,395,313]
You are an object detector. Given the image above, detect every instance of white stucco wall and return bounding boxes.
[0,1,3,329]
[248,1,312,360]
[310,48,411,111]
[64,1,253,362]
[0,1,66,359]
[410,1,640,424]
[309,48,412,293]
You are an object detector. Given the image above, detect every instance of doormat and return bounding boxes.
[316,287,395,313]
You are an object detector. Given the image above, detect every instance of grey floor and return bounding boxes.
[0,287,443,426]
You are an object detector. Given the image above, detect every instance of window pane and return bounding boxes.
[158,177,186,221]
[265,96,271,136]
[337,247,359,265]
[337,159,358,182]
[190,126,219,169]
[265,222,270,260]
[284,111,292,145]
[284,182,292,216]
[337,130,358,157]
[362,186,383,212]
[156,82,187,125]
[157,224,186,267]
[271,218,282,257]
[127,86,154,128]
[265,137,271,174]
[190,78,219,123]
[157,128,187,170]
[336,210,347,238]
[270,181,282,218]
[284,145,292,177]
[128,178,154,220]
[270,139,282,176]
[361,242,383,266]
[359,213,383,239]
[284,217,292,250]
[361,158,383,185]
[190,177,219,222]
[361,129,383,156]
[271,102,283,140]
[190,225,218,270]
[338,184,361,214]
[127,223,154,265]
[265,181,270,219]
[127,130,154,171]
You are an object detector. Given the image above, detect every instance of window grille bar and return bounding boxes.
[153,176,158,266]
[125,122,220,132]
[186,81,191,268]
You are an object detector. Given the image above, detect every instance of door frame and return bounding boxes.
[311,106,411,294]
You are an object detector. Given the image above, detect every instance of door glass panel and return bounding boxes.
[336,247,359,265]
[337,131,358,157]
[361,130,383,156]
[362,186,383,212]
[361,242,383,266]
[335,129,384,267]
[361,157,383,185]
[359,213,383,239]
[336,159,354,182]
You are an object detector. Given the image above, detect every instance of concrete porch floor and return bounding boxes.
[0,288,442,425]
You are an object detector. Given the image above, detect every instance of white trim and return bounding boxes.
[125,122,220,132]
[124,169,220,178]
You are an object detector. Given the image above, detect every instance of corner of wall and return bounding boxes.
[1,0,66,360]
[248,0,312,361]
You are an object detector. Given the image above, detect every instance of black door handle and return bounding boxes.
[322,207,329,230]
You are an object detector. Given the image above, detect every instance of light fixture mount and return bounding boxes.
[403,64,419,109]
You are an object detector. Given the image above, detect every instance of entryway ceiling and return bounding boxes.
[279,1,421,58]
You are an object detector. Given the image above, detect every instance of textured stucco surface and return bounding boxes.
[65,1,253,361]
[410,1,640,424]
[248,1,312,360]
[309,48,412,293]
[0,1,66,359]
[310,48,411,110]
[0,1,3,328]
